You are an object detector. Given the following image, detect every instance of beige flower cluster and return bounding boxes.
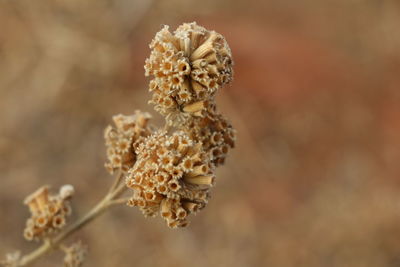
[23,185,74,241]
[126,131,213,227]
[144,22,233,124]
[104,22,236,228]
[62,241,87,267]
[104,111,153,173]
[184,112,236,168]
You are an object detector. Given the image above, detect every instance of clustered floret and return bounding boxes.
[184,112,236,167]
[106,22,236,228]
[144,22,233,124]
[104,111,153,173]
[126,131,214,228]
[62,241,87,267]
[23,185,74,241]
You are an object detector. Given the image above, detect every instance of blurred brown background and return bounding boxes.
[1,0,400,266]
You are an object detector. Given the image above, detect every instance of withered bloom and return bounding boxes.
[23,185,74,241]
[115,22,236,229]
[104,111,153,173]
[184,111,236,167]
[63,241,87,267]
[144,22,233,124]
[126,131,214,228]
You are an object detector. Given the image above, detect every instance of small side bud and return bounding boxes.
[59,185,74,200]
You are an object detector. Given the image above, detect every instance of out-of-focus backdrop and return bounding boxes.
[1,0,400,266]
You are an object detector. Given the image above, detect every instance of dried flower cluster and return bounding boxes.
[144,22,233,124]
[23,185,74,241]
[1,22,236,267]
[126,131,214,227]
[0,251,20,267]
[62,241,87,267]
[118,22,236,228]
[184,112,236,167]
[104,111,153,173]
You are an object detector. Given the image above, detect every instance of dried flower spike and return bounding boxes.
[145,22,233,121]
[126,131,214,228]
[23,185,74,241]
[104,111,154,173]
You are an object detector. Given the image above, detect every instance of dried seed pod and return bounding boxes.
[59,184,74,200]
[145,22,233,122]
[23,186,49,215]
[104,111,154,174]
[63,241,87,267]
[184,111,236,167]
[126,131,215,228]
[23,185,74,241]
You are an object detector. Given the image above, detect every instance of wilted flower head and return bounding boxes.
[62,241,87,267]
[145,22,233,122]
[104,111,153,173]
[23,185,74,241]
[184,112,236,167]
[109,22,236,229]
[126,131,214,228]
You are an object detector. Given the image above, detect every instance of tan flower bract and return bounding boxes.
[126,131,214,228]
[145,22,233,124]
[104,111,153,173]
[23,185,74,241]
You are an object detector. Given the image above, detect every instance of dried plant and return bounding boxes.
[1,22,235,267]
[23,185,74,242]
[145,22,233,125]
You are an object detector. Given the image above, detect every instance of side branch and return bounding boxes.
[17,175,128,266]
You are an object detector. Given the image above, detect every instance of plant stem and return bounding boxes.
[109,197,131,206]
[18,175,128,266]
[108,170,123,194]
